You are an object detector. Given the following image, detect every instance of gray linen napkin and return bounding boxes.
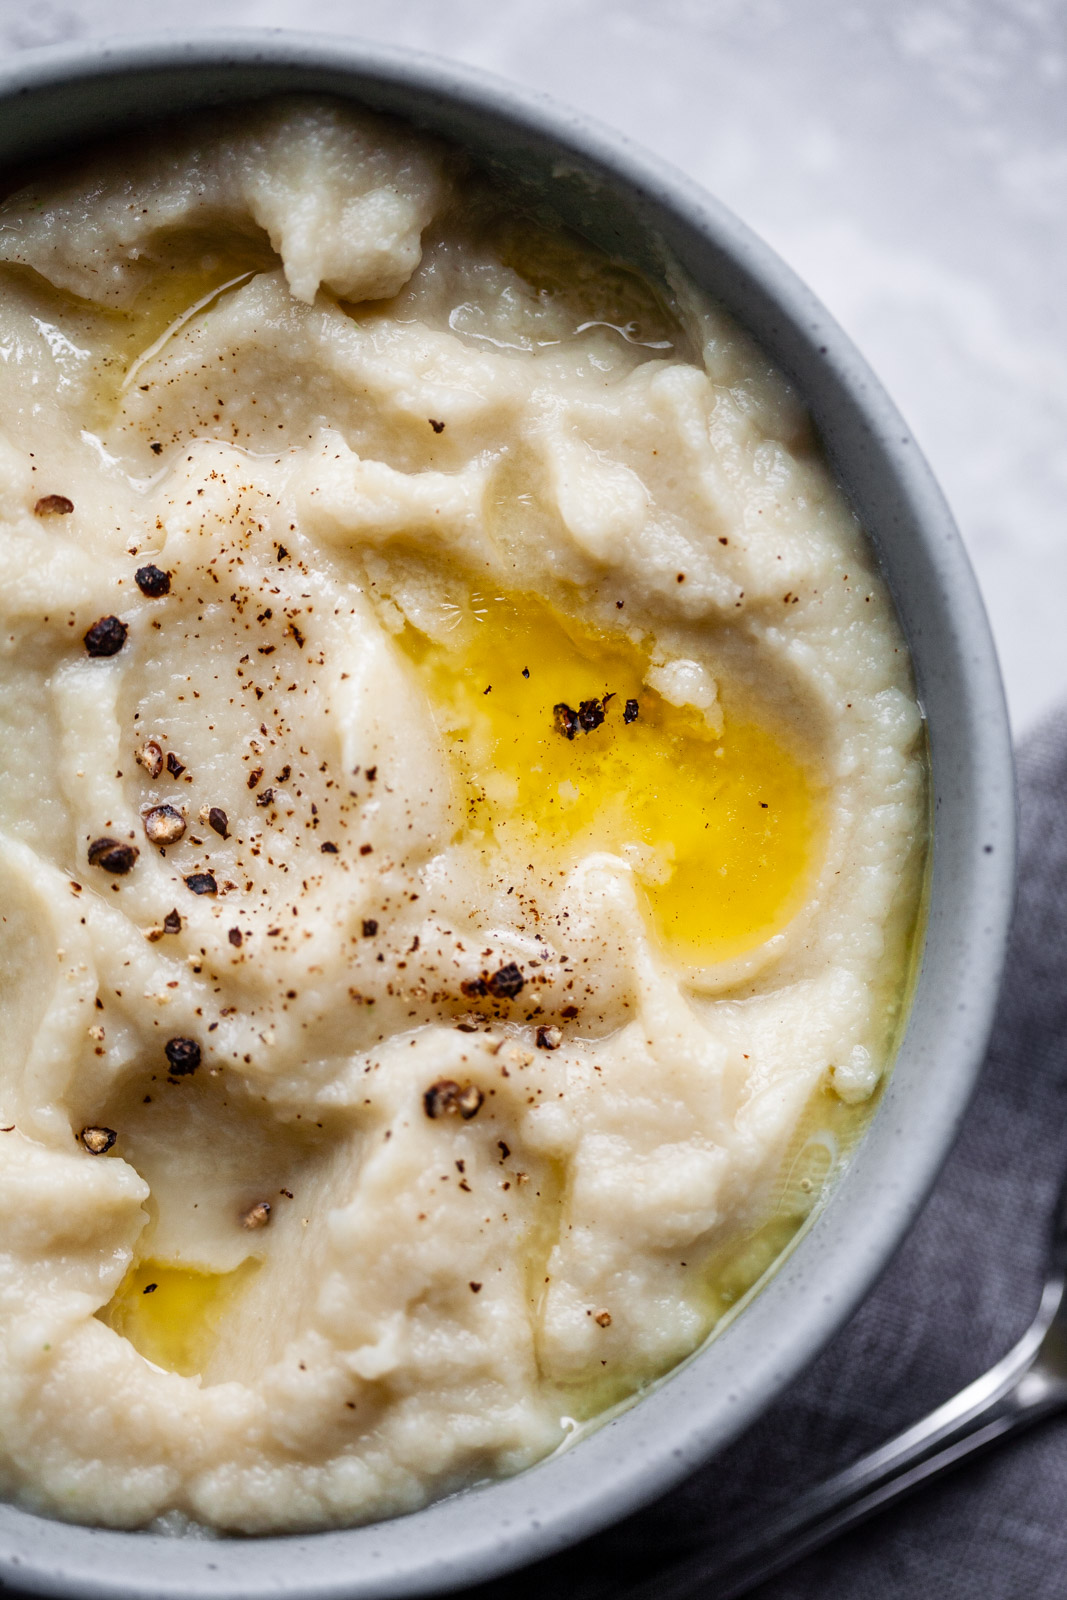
[460,706,1067,1600]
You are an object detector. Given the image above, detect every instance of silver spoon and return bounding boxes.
[624,1171,1067,1599]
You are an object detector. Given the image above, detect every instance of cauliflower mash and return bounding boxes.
[0,99,925,1532]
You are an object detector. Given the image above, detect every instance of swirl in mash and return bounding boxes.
[0,100,924,1532]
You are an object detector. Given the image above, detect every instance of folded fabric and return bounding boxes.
[461,707,1067,1600]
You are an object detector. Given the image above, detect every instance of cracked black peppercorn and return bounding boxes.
[184,872,217,895]
[136,740,164,778]
[84,616,127,657]
[578,697,607,732]
[134,564,171,597]
[423,1079,484,1120]
[143,804,185,846]
[79,1126,116,1154]
[87,837,138,874]
[164,1037,201,1075]
[487,962,524,1000]
[624,698,640,724]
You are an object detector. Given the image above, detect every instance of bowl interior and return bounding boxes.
[0,31,1015,1600]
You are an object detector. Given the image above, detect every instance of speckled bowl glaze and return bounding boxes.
[0,30,1015,1600]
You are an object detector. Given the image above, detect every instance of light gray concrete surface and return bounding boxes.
[0,0,1063,736]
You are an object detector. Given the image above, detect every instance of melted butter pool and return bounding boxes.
[401,592,824,966]
[61,234,273,426]
[100,1259,256,1378]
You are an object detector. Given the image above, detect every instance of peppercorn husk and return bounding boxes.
[200,805,229,838]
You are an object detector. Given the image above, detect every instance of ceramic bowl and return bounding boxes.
[0,30,1015,1600]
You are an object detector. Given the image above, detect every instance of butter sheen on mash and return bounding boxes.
[0,99,925,1533]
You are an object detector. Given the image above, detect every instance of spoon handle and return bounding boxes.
[624,1279,1067,1600]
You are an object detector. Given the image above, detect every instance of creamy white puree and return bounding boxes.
[0,98,925,1532]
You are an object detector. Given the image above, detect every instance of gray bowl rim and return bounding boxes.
[0,27,1016,1600]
